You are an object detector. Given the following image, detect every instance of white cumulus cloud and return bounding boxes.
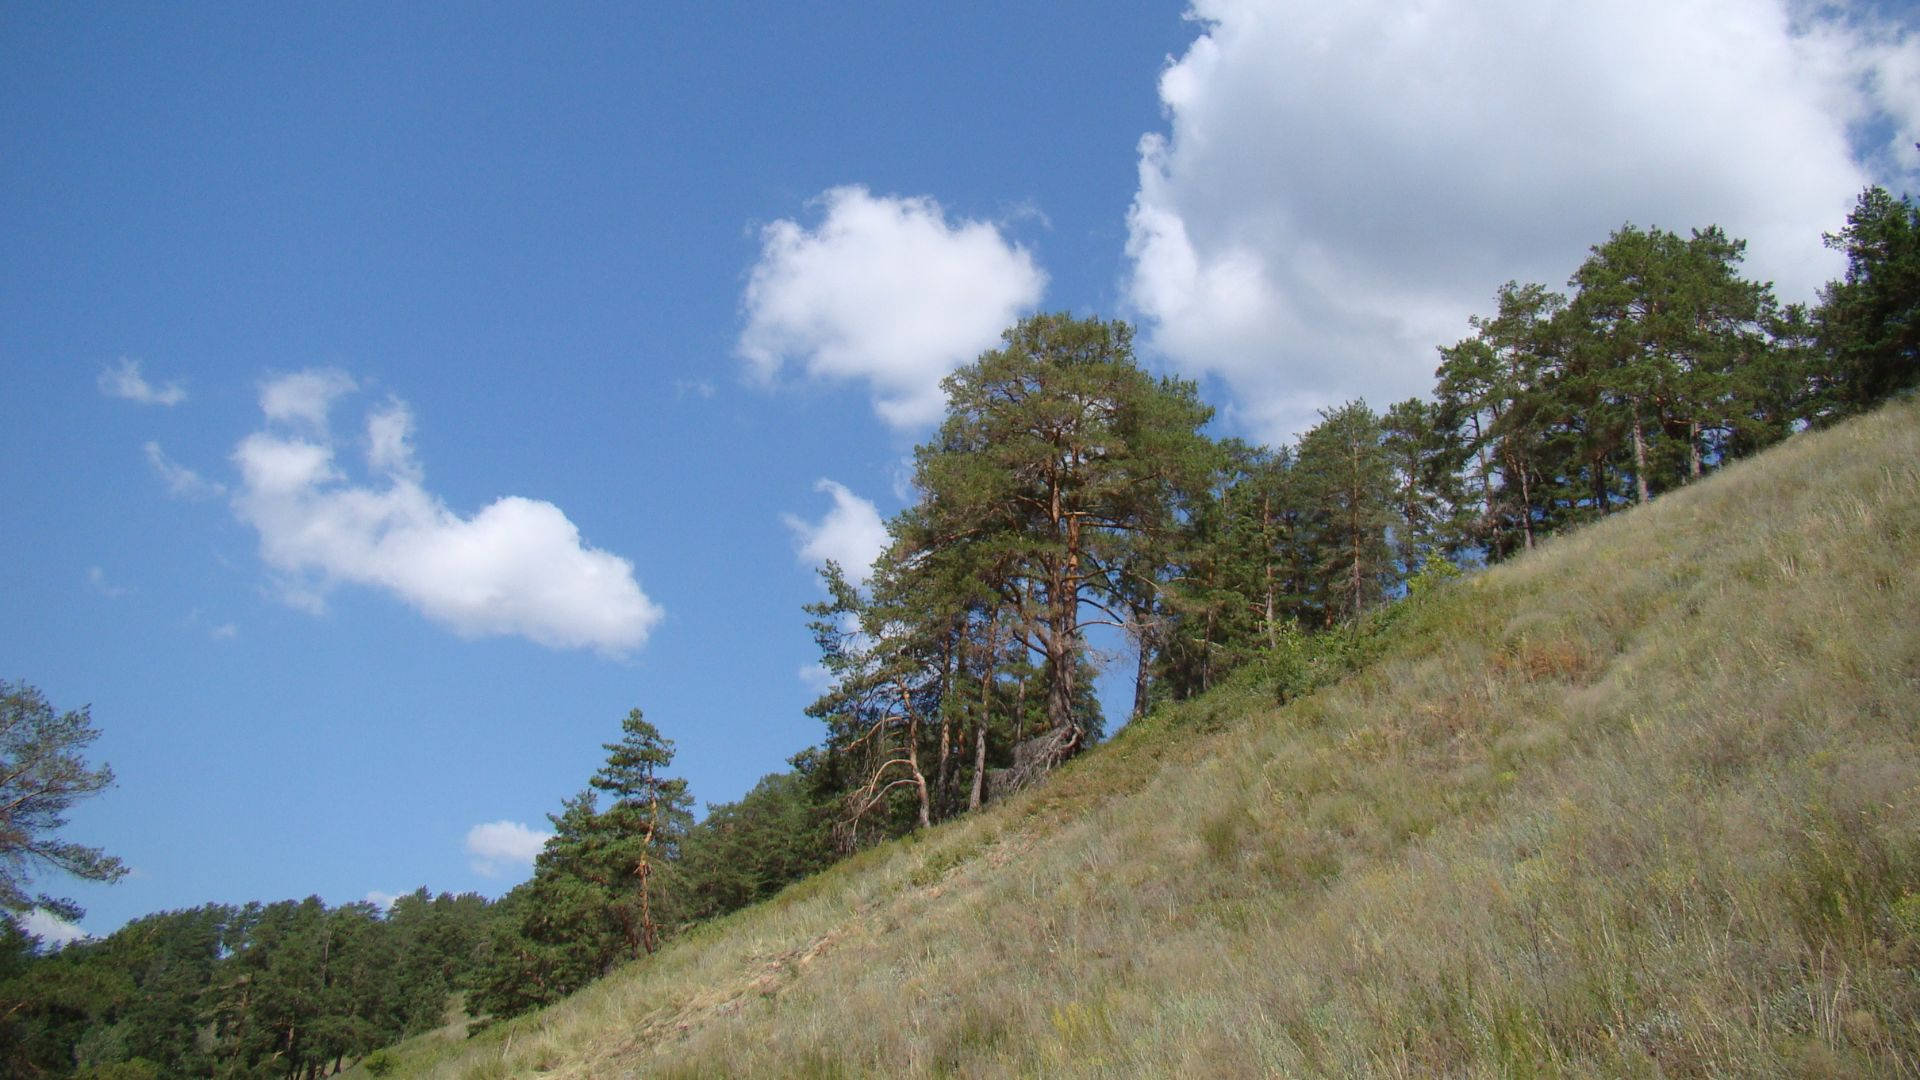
[783,479,890,586]
[97,358,186,406]
[465,819,552,878]
[1126,0,1920,440]
[230,372,664,654]
[738,185,1048,429]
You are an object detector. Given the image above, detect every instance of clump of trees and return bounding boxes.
[468,709,694,1020]
[797,184,1918,845]
[1,889,498,1079]
[467,709,835,1025]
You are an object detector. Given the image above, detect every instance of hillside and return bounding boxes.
[377,399,1920,1078]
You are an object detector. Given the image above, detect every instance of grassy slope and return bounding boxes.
[378,399,1920,1078]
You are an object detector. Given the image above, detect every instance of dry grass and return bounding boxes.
[362,398,1920,1078]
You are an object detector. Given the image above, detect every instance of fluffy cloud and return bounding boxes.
[145,441,227,500]
[97,358,186,406]
[465,819,552,877]
[783,479,889,586]
[738,185,1048,429]
[16,908,87,947]
[1126,0,1920,440]
[231,372,664,654]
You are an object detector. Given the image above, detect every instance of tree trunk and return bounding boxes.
[1131,604,1151,721]
[970,615,999,811]
[1201,608,1216,692]
[1043,515,1083,760]
[969,706,989,812]
[1517,460,1535,551]
[1631,409,1652,504]
[936,632,958,819]
[1473,412,1495,526]
[902,689,932,830]
[1014,673,1027,745]
[1262,489,1278,647]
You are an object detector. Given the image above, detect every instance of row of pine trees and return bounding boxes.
[5,186,1914,1074]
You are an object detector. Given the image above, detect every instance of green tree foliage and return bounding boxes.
[1381,397,1459,573]
[1430,221,1818,560]
[3,894,496,1079]
[1568,224,1774,502]
[1,681,127,922]
[797,314,1215,846]
[470,709,694,1024]
[590,709,694,958]
[1294,402,1397,623]
[1818,184,1920,415]
[918,314,1214,762]
[384,888,492,1036]
[678,771,835,921]
[1435,281,1567,554]
[1152,439,1287,701]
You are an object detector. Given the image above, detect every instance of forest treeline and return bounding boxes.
[4,185,1915,1077]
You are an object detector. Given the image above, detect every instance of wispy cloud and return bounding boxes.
[97,358,186,407]
[86,566,128,598]
[465,820,552,878]
[145,441,227,500]
[739,185,1047,430]
[230,371,665,655]
[798,661,835,695]
[260,368,356,433]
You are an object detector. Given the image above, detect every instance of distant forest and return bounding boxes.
[4,183,1915,1079]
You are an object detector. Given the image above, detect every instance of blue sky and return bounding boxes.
[4,1,1916,940]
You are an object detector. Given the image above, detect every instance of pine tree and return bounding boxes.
[0,681,127,923]
[1817,184,1920,415]
[590,709,693,958]
[917,313,1213,768]
[1294,402,1396,622]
